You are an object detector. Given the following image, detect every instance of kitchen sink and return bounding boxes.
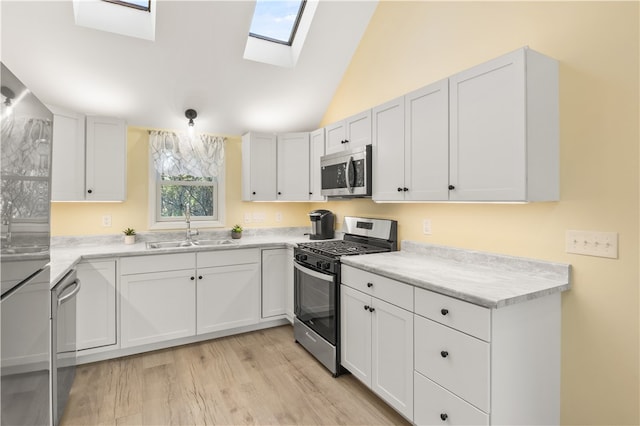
[145,239,237,249]
[193,239,237,246]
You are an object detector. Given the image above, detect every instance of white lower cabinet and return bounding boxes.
[197,263,260,334]
[120,249,262,349]
[342,264,561,425]
[261,248,288,319]
[75,260,117,351]
[341,283,414,421]
[414,372,489,426]
[121,268,196,348]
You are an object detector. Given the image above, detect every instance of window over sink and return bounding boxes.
[148,131,225,230]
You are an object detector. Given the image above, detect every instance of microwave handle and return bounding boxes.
[346,156,354,194]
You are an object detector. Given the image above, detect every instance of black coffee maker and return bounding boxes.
[308,210,335,240]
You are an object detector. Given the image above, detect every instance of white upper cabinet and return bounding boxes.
[449,47,559,201]
[242,132,277,201]
[373,80,449,202]
[276,132,310,201]
[309,128,326,201]
[85,116,127,201]
[243,131,311,202]
[51,108,85,201]
[325,109,372,154]
[51,108,126,202]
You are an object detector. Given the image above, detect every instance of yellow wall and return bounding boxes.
[51,128,312,235]
[314,2,639,424]
[50,1,639,424]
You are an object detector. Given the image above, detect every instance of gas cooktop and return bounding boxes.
[297,240,390,257]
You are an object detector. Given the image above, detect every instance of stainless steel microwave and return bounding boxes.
[320,145,372,198]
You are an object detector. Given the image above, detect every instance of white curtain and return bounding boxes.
[149,130,225,178]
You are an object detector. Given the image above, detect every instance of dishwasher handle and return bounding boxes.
[56,276,81,307]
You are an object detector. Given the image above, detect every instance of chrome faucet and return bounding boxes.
[184,203,198,242]
[1,200,13,247]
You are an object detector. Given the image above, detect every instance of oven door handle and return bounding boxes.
[294,262,335,282]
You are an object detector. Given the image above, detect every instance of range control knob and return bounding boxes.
[296,254,308,262]
[322,262,331,270]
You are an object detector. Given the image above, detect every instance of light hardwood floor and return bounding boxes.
[61,325,411,425]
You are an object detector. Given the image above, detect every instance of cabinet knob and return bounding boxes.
[369,306,375,312]
[190,276,195,281]
[440,413,448,421]
[278,192,282,195]
[87,189,93,194]
[441,308,449,316]
[367,282,373,288]
[397,187,403,192]
[363,305,370,311]
[448,185,455,190]
[440,350,449,358]
[198,275,203,280]
[309,192,313,195]
[403,187,409,192]
[252,191,256,195]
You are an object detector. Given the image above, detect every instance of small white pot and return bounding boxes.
[124,235,136,245]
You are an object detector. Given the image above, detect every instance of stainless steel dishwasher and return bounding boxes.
[51,269,80,426]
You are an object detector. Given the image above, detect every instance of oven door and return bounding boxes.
[294,262,337,345]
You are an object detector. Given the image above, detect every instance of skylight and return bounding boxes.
[249,0,306,46]
[102,0,150,12]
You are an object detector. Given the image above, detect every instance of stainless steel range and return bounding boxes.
[293,216,398,376]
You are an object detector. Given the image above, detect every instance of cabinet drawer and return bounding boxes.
[197,248,260,268]
[414,371,488,426]
[341,265,413,311]
[415,287,490,341]
[121,253,195,275]
[414,315,490,412]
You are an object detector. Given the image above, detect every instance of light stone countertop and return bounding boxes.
[49,227,315,287]
[340,240,571,309]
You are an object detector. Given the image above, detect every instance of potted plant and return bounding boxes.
[123,228,136,245]
[231,224,243,239]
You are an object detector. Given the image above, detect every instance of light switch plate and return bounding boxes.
[102,215,112,227]
[566,230,618,259]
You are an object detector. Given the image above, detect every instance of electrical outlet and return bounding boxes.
[566,230,618,259]
[252,212,265,223]
[275,212,282,222]
[423,219,432,235]
[244,213,252,223]
[102,215,112,227]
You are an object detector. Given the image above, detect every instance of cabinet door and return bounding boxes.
[325,121,346,155]
[196,263,260,334]
[242,132,277,201]
[449,49,526,201]
[76,260,117,351]
[120,269,196,348]
[345,110,372,149]
[373,97,405,201]
[340,285,372,386]
[371,297,414,420]
[261,249,287,318]
[285,248,294,322]
[277,132,310,201]
[51,109,85,201]
[405,79,450,201]
[309,128,326,201]
[85,116,127,201]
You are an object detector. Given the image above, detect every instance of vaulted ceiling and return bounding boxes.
[0,1,378,135]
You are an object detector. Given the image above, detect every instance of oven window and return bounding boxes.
[294,265,336,345]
